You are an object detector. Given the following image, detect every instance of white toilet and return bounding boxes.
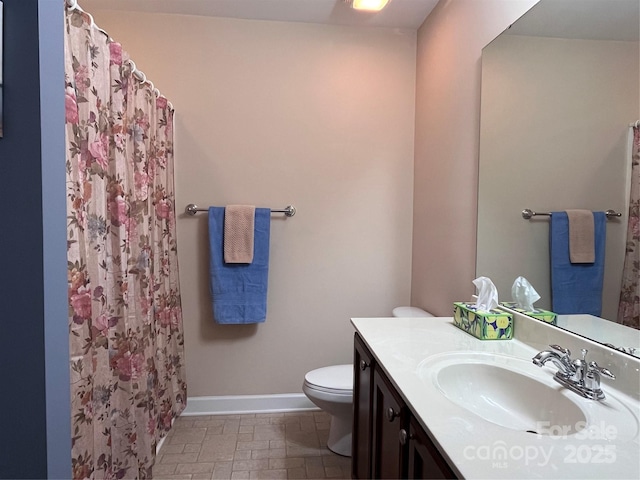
[302,306,432,457]
[392,306,434,318]
[302,365,354,456]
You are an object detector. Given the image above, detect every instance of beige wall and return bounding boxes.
[411,0,538,315]
[477,35,638,320]
[89,11,416,396]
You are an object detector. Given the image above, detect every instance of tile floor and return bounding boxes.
[153,411,352,480]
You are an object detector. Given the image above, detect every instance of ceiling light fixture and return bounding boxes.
[349,0,391,12]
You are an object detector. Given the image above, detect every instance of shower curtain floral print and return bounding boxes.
[618,126,640,330]
[65,8,186,479]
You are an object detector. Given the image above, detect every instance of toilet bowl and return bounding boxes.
[302,306,434,457]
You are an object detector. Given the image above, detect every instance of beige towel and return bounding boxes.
[224,205,256,263]
[566,209,595,263]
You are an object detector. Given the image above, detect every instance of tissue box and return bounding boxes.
[453,302,513,340]
[499,302,557,325]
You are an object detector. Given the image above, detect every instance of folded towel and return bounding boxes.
[566,209,595,263]
[550,211,606,316]
[224,205,256,264]
[209,207,270,324]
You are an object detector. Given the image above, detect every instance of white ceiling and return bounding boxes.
[79,0,440,30]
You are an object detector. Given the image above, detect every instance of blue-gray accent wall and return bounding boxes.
[0,0,70,478]
[39,0,71,478]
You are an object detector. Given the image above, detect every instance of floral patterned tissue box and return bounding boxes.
[453,302,513,340]
[499,302,557,326]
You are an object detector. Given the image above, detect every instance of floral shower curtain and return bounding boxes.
[65,7,186,479]
[618,126,640,329]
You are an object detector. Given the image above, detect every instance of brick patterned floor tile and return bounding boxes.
[160,452,200,464]
[286,467,307,479]
[249,469,287,479]
[176,462,216,474]
[212,461,233,480]
[251,448,287,460]
[157,413,350,480]
[184,444,203,453]
[232,459,269,472]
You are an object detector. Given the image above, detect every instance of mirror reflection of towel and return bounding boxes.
[550,211,605,316]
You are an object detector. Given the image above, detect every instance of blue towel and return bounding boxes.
[550,211,606,316]
[208,207,270,324]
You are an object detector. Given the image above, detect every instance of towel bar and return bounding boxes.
[185,203,296,217]
[522,209,621,220]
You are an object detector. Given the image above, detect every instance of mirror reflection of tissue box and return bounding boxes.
[499,302,557,326]
[453,302,513,340]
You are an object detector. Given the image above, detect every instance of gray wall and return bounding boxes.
[0,0,69,478]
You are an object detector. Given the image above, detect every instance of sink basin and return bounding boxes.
[417,351,640,438]
[418,352,639,440]
[435,361,586,435]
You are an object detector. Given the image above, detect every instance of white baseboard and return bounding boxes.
[181,393,319,416]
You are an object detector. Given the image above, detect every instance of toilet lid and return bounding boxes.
[304,364,353,391]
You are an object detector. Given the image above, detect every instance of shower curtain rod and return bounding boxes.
[65,0,173,111]
[630,120,640,128]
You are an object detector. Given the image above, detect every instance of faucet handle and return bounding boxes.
[583,361,615,400]
[588,361,616,379]
[550,344,571,357]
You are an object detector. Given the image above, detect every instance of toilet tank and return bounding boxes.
[392,306,434,317]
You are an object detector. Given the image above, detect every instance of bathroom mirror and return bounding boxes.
[477,0,640,353]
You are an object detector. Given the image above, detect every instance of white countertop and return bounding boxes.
[351,316,640,480]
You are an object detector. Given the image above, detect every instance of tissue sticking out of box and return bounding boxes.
[511,276,540,312]
[473,276,499,311]
[502,277,557,325]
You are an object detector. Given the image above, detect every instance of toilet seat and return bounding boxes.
[304,383,352,397]
[304,364,353,395]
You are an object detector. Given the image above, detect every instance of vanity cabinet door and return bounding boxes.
[353,332,456,479]
[352,333,375,479]
[406,417,458,479]
[372,368,407,479]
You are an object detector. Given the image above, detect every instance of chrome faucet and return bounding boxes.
[532,345,615,400]
[532,345,575,377]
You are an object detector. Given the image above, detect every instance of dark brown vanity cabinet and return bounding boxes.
[352,333,458,480]
[372,366,407,479]
[352,333,375,479]
[406,417,457,479]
